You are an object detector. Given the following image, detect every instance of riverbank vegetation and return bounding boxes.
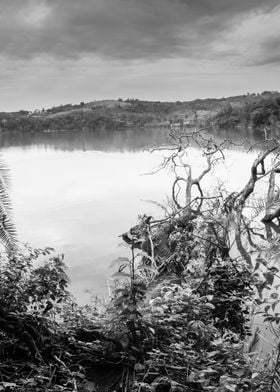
[1,128,280,391]
[0,92,280,134]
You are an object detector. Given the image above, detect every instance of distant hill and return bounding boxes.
[1,91,280,133]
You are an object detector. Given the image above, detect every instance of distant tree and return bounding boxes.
[275,96,280,107]
[18,110,29,115]
[1,118,7,127]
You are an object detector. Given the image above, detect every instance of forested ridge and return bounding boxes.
[0,91,280,133]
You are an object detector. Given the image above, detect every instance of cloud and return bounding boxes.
[259,37,280,65]
[211,4,280,66]
[252,31,280,66]
[0,0,279,62]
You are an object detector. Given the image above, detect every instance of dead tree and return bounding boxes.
[150,127,280,270]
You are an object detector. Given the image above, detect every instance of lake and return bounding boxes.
[0,127,268,305]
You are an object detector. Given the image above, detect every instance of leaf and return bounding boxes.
[263,271,274,286]
[252,372,259,379]
[224,383,237,392]
[141,265,158,273]
[0,383,18,389]
[119,337,129,349]
[111,271,131,279]
[202,368,218,374]
[114,295,128,305]
[73,372,85,379]
[127,304,136,311]
[207,350,220,358]
[109,257,130,268]
[135,250,155,262]
[255,257,267,266]
[204,303,215,310]
[264,316,275,322]
[254,261,260,272]
[232,368,245,377]
[118,242,129,248]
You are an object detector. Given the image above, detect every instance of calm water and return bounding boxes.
[0,128,267,305]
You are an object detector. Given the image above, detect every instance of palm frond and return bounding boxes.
[270,346,280,392]
[0,155,11,189]
[251,197,267,219]
[0,155,17,250]
[0,178,13,212]
[251,191,280,222]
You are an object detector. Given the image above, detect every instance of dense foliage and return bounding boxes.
[0,214,274,392]
[212,94,280,132]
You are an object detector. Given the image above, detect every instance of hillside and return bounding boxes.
[0,91,280,133]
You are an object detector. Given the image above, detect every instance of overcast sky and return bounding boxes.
[0,0,279,111]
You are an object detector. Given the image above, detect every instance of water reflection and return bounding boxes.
[0,126,263,152]
[0,128,171,152]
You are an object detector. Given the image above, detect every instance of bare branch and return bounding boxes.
[226,143,280,213]
[172,177,187,209]
[192,154,212,184]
